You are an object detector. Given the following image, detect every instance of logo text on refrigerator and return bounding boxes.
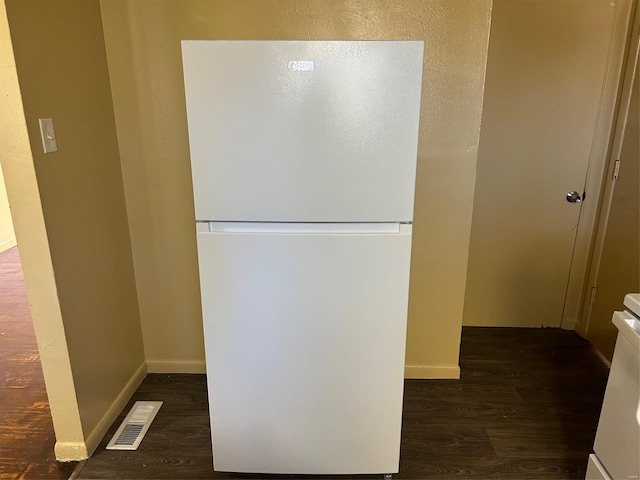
[288,61,314,72]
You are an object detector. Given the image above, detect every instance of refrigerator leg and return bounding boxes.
[384,475,393,479]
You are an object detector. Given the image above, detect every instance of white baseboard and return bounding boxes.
[145,360,459,378]
[81,361,147,458]
[405,364,460,379]
[146,359,206,374]
[54,442,89,462]
[0,236,16,253]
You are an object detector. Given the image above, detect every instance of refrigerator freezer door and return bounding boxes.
[196,223,412,474]
[183,41,423,223]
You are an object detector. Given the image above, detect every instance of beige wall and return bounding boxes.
[0,0,85,460]
[5,0,145,457]
[100,0,493,377]
[0,162,16,252]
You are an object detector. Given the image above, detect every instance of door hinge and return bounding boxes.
[612,159,621,180]
[590,286,597,305]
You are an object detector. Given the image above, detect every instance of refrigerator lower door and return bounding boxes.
[196,222,412,475]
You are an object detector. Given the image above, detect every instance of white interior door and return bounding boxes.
[196,223,412,474]
[463,0,620,327]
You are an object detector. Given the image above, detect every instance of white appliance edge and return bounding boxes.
[588,294,640,480]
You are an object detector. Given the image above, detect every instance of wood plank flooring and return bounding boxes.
[0,247,77,480]
[0,244,610,479]
[75,327,609,479]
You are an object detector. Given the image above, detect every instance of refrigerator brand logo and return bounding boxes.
[288,60,314,72]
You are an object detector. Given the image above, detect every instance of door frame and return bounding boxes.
[561,0,636,329]
[577,1,640,336]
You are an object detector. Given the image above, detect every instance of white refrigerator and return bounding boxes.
[182,40,424,476]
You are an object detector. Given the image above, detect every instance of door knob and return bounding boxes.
[566,191,582,203]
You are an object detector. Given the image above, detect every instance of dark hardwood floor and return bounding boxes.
[0,247,77,480]
[0,244,610,479]
[75,327,609,479]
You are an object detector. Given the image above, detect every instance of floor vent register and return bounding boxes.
[106,401,163,450]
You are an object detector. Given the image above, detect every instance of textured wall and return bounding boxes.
[5,0,145,455]
[100,0,493,377]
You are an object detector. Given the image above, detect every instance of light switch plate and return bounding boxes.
[38,118,58,153]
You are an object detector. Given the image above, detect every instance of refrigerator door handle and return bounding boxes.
[197,222,411,235]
